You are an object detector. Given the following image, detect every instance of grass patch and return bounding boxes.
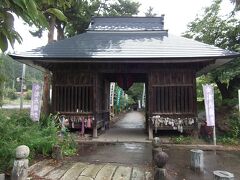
[170,135,194,144]
[0,109,76,173]
[217,136,239,145]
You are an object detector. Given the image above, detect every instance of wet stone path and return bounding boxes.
[29,160,152,180]
[95,111,149,142]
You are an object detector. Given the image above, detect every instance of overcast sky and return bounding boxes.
[13,0,235,52]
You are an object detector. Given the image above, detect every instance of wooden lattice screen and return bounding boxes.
[151,70,196,116]
[53,85,93,113]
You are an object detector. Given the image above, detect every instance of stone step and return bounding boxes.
[45,163,74,180]
[95,164,117,180]
[80,164,104,178]
[77,176,94,180]
[30,161,152,180]
[35,165,56,177]
[131,167,145,180]
[112,166,132,180]
[60,162,88,180]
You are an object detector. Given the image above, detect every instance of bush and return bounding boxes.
[222,98,238,107]
[217,112,240,145]
[217,136,239,145]
[0,110,76,173]
[4,88,18,100]
[24,90,32,100]
[229,113,240,139]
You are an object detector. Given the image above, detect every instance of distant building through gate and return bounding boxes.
[10,16,239,139]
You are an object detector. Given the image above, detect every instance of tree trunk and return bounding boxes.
[214,78,230,99]
[48,16,55,43]
[42,71,51,116]
[228,76,240,98]
[56,21,65,40]
[42,15,55,116]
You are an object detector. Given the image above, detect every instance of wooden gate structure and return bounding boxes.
[11,16,239,139]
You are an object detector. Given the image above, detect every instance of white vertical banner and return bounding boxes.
[238,89,240,112]
[203,84,215,126]
[109,82,115,107]
[30,83,43,121]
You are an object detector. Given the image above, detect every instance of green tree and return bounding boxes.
[144,6,157,17]
[101,0,140,16]
[126,83,144,103]
[63,0,100,37]
[231,0,240,10]
[0,0,67,109]
[48,0,140,38]
[0,0,68,52]
[183,0,240,102]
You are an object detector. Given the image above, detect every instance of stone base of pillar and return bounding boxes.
[93,128,98,138]
[0,173,5,180]
[213,170,234,180]
[154,168,167,180]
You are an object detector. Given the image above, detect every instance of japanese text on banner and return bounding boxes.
[203,84,215,126]
[30,83,43,121]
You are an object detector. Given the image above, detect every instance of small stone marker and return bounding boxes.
[0,173,5,180]
[152,147,163,159]
[152,137,161,148]
[153,149,168,168]
[213,170,234,180]
[11,145,30,180]
[52,145,63,161]
[154,168,167,180]
[153,148,168,180]
[190,149,203,172]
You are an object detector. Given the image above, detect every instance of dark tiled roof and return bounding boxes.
[11,31,238,59]
[10,16,239,62]
[88,16,165,31]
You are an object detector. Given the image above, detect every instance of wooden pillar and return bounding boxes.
[145,82,149,133]
[148,72,153,140]
[93,72,98,138]
[93,116,98,138]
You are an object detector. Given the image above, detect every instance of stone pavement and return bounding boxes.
[29,160,152,180]
[95,111,150,143]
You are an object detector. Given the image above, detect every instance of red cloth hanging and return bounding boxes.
[87,116,92,128]
[117,74,133,91]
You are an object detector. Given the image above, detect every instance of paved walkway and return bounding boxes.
[95,111,150,142]
[29,160,152,180]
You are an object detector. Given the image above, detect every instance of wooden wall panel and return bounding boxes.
[149,69,196,117]
[52,71,94,113]
[53,85,94,113]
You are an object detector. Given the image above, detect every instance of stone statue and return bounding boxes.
[11,145,30,180]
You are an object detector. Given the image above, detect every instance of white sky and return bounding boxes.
[13,0,235,52]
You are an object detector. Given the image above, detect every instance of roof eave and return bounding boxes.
[9,54,238,63]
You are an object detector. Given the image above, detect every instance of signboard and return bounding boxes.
[30,83,43,121]
[203,84,215,126]
[142,84,146,108]
[109,82,115,106]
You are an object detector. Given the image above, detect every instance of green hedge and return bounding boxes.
[0,110,76,173]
